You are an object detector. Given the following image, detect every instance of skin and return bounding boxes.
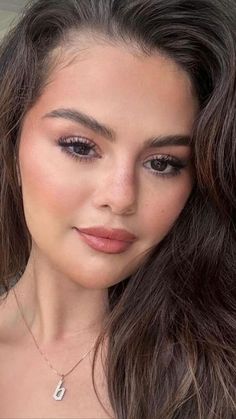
[0,35,199,417]
[0,34,198,401]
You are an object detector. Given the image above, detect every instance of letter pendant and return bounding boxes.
[53,377,66,401]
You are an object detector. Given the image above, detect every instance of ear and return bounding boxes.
[14,155,22,188]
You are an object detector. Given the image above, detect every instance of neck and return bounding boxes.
[10,248,109,348]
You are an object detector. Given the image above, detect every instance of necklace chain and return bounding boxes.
[12,287,96,380]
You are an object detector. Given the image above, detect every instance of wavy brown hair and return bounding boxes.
[0,0,236,417]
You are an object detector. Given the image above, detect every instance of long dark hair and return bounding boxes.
[0,0,236,417]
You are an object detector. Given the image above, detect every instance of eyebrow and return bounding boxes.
[43,108,191,148]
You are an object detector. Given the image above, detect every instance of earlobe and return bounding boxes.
[17,165,22,188]
[14,154,22,188]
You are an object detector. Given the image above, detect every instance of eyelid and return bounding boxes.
[57,136,189,178]
[57,135,189,166]
[144,153,189,166]
[58,135,95,144]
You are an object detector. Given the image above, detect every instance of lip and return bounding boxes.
[77,226,137,241]
[74,226,137,254]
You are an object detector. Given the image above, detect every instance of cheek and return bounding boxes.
[143,176,192,243]
[18,141,89,224]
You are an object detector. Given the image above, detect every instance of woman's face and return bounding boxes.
[18,38,198,288]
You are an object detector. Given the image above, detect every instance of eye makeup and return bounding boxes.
[57,136,189,178]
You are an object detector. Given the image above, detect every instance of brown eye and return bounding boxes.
[143,155,187,178]
[150,160,168,172]
[57,136,100,162]
[71,143,92,156]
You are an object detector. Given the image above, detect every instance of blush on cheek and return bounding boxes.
[22,172,75,217]
[20,153,94,224]
[144,178,192,245]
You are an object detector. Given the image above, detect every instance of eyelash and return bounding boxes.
[57,136,187,178]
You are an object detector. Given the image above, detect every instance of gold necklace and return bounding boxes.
[12,287,97,401]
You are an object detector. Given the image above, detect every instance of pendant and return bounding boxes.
[53,377,66,401]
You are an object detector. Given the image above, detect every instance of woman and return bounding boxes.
[0,0,235,417]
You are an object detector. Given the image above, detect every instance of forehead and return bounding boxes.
[24,38,198,137]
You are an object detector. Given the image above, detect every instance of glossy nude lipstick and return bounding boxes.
[74,226,137,254]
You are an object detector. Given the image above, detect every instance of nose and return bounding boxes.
[92,165,137,216]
